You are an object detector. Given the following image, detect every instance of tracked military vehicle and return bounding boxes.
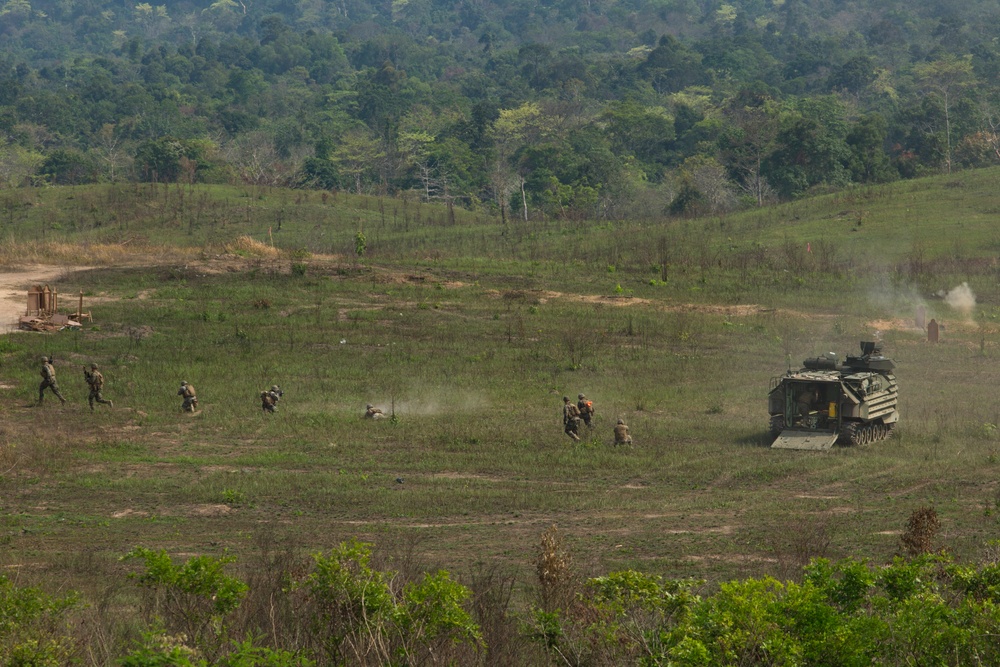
[768,341,898,450]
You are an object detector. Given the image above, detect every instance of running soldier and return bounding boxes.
[613,418,632,446]
[365,403,385,419]
[563,396,581,441]
[38,356,66,405]
[577,393,595,428]
[84,363,113,411]
[261,385,282,413]
[178,381,198,412]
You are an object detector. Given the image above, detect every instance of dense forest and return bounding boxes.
[3,0,1000,219]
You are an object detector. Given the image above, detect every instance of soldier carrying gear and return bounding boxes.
[563,396,581,441]
[178,381,198,412]
[365,403,385,419]
[84,363,113,411]
[38,355,66,405]
[613,418,632,446]
[260,385,282,413]
[577,393,595,428]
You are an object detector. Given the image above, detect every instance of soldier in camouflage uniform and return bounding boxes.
[84,363,113,411]
[577,393,595,428]
[563,396,581,441]
[178,381,198,412]
[365,403,385,419]
[38,356,66,405]
[260,385,282,413]
[613,418,632,446]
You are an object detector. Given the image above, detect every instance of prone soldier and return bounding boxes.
[365,403,385,419]
[577,393,595,428]
[178,381,198,412]
[563,396,581,441]
[38,355,66,405]
[83,363,113,411]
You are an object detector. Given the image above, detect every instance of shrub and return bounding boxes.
[122,547,249,655]
[0,574,80,666]
[296,540,482,665]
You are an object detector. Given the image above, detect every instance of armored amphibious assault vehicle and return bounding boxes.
[768,341,898,450]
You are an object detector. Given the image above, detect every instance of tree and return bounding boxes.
[764,107,850,199]
[94,123,131,182]
[0,143,43,187]
[222,130,291,186]
[913,55,976,173]
[331,127,384,193]
[846,113,896,183]
[721,90,780,206]
[134,137,215,183]
[601,100,675,178]
[488,102,557,221]
[39,148,98,184]
[670,155,737,216]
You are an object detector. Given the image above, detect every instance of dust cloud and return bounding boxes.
[868,275,979,331]
[371,388,486,416]
[866,275,929,331]
[939,282,976,318]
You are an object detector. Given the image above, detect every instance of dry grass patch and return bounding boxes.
[0,238,203,266]
[222,235,281,259]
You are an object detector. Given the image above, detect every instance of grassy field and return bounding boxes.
[2,171,1000,660]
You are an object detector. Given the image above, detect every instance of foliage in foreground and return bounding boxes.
[527,551,1000,666]
[6,535,1000,665]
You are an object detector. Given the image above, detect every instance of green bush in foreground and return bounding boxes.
[8,542,1000,665]
[523,552,1000,666]
[0,574,79,666]
[121,541,482,666]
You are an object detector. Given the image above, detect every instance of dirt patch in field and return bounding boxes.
[664,303,771,316]
[536,291,778,316]
[431,472,505,482]
[186,504,234,517]
[0,265,90,331]
[539,290,653,306]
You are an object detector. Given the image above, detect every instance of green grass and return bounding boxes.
[2,172,1000,630]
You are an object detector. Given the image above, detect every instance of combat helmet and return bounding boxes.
[578,393,586,399]
[617,418,624,425]
[40,355,48,363]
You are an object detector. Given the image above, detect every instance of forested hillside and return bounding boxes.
[3,0,1000,219]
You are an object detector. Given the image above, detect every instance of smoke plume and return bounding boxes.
[939,282,976,317]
